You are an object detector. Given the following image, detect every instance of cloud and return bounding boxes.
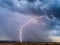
[0,0,60,42]
[0,0,60,18]
[48,36,60,42]
[0,0,51,15]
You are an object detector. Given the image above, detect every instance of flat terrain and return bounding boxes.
[0,42,60,45]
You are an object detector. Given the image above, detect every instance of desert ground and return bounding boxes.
[0,42,60,45]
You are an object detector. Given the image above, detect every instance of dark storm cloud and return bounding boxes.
[50,7,60,19]
[0,0,60,18]
[0,0,47,15]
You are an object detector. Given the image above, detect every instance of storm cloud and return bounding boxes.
[0,0,60,18]
[0,0,60,42]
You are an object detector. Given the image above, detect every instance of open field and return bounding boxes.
[0,42,60,45]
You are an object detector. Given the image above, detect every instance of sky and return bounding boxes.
[0,6,32,41]
[0,0,60,42]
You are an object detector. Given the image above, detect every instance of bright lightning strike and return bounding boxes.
[20,16,40,42]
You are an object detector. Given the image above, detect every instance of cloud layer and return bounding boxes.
[0,0,60,18]
[0,0,54,15]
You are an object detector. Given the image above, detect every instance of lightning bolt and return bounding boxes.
[20,16,41,42]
